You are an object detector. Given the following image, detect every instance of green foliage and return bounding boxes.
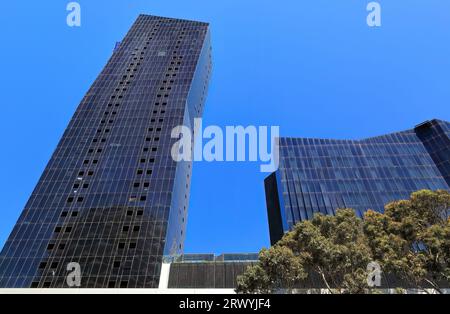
[236,246,306,294]
[236,264,271,294]
[236,190,450,294]
[364,189,450,292]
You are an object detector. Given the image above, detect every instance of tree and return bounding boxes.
[236,246,306,294]
[364,190,450,293]
[237,209,373,294]
[236,190,450,294]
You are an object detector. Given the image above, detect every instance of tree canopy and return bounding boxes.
[236,190,450,294]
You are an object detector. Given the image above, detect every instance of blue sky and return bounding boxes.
[0,1,449,254]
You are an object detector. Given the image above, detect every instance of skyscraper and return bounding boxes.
[0,14,212,288]
[265,119,450,245]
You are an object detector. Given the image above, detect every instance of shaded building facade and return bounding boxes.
[0,14,212,288]
[265,119,450,245]
[166,254,259,289]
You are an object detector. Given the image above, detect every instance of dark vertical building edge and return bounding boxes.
[264,173,285,246]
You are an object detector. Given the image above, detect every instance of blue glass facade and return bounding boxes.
[265,119,450,245]
[0,15,212,288]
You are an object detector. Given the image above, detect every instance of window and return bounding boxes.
[61,212,68,218]
[43,282,51,288]
[120,281,128,288]
[39,262,47,269]
[140,196,147,202]
[118,243,125,249]
[137,210,144,216]
[129,243,137,249]
[67,197,74,203]
[47,244,55,250]
[113,261,121,268]
[54,227,62,233]
[50,262,58,269]
[126,210,133,216]
[65,227,73,233]
[122,226,130,232]
[31,282,39,288]
[108,281,116,288]
[133,183,140,188]
[133,226,140,232]
[71,211,79,217]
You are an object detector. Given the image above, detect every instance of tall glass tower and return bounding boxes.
[0,14,212,288]
[265,119,450,245]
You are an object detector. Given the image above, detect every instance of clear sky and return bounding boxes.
[0,1,449,254]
